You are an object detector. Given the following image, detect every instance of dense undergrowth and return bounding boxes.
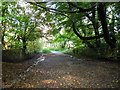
[48,46,120,60]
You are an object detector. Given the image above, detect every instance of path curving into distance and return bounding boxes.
[2,52,119,88]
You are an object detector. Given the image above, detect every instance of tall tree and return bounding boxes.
[1,2,43,53]
[29,2,119,50]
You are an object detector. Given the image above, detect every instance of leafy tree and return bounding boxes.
[29,2,120,58]
[1,2,44,53]
[2,2,119,58]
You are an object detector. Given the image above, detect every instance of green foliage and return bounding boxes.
[73,48,101,58]
[59,50,73,54]
[40,49,52,53]
[2,2,120,59]
[72,43,120,59]
[26,39,43,53]
[8,41,23,49]
[2,2,44,51]
[49,48,61,51]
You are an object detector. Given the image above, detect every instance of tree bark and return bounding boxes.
[72,21,95,49]
[1,4,6,49]
[97,3,116,49]
[92,8,101,48]
[22,38,27,54]
[22,22,28,54]
[72,20,104,40]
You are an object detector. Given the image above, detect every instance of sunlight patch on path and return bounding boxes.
[50,51,76,58]
[51,51,64,55]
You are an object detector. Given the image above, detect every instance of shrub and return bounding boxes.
[49,48,61,51]
[27,39,43,53]
[40,49,52,53]
[59,49,73,54]
[2,49,35,62]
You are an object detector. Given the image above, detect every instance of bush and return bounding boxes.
[59,49,73,54]
[75,48,101,58]
[27,39,43,53]
[2,49,35,63]
[40,49,52,53]
[72,45,119,59]
[49,48,61,51]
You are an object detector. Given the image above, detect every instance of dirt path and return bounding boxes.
[2,53,120,88]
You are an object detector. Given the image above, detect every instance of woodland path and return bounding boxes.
[2,52,120,88]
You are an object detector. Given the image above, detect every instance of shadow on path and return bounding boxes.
[2,53,120,88]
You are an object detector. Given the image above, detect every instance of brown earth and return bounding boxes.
[2,53,120,88]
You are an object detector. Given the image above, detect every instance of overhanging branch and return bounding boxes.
[67,2,96,12]
[72,21,104,40]
[29,2,103,40]
[29,2,95,13]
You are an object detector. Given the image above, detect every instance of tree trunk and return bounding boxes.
[97,3,116,49]
[72,20,95,49]
[2,4,6,49]
[92,8,101,48]
[22,38,27,54]
[22,21,28,54]
[83,40,95,49]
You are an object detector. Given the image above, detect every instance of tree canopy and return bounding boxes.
[1,2,120,58]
